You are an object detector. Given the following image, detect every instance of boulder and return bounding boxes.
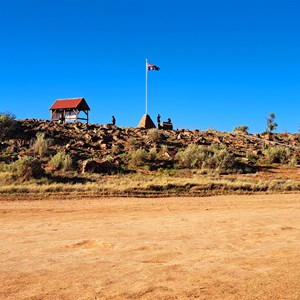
[82,159,118,174]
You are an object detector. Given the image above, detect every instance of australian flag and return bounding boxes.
[147,63,160,71]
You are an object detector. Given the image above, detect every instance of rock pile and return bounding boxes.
[1,119,300,173]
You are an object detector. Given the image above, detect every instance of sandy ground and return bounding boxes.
[0,194,299,300]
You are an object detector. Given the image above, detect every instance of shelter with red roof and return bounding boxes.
[50,98,90,123]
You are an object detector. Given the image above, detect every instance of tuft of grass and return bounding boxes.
[149,147,158,161]
[33,132,49,157]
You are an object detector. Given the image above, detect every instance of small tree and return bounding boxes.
[266,112,277,133]
[0,112,17,140]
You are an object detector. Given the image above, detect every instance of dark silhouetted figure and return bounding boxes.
[112,116,116,125]
[167,118,171,123]
[157,114,161,128]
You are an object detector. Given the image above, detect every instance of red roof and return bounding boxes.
[50,98,90,110]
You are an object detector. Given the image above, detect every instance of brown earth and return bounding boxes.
[0,195,299,299]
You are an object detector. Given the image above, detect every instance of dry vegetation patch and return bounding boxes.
[0,166,300,200]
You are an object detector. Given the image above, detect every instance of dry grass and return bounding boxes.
[1,169,300,199]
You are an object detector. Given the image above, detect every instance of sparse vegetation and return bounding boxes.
[0,173,300,198]
[0,119,300,197]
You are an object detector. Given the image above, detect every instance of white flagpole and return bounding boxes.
[145,58,148,115]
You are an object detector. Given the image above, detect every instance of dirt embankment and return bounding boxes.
[1,194,299,299]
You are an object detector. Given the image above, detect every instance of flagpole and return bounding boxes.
[145,58,148,115]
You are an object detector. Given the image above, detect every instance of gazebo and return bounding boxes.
[50,98,90,123]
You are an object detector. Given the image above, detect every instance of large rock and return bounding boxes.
[82,159,118,174]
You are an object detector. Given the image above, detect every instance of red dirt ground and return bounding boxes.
[0,194,299,299]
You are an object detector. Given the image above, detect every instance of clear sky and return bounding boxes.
[0,0,299,133]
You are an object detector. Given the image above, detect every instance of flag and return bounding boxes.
[147,63,160,71]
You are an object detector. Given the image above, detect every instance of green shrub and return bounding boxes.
[126,137,139,150]
[263,146,291,164]
[111,144,121,155]
[246,152,259,163]
[147,129,163,143]
[175,144,236,174]
[11,156,44,181]
[103,155,114,162]
[159,145,170,159]
[129,148,147,167]
[233,125,249,134]
[149,147,158,161]
[202,145,235,173]
[0,112,17,140]
[33,132,49,157]
[289,156,298,166]
[175,144,206,169]
[48,151,73,171]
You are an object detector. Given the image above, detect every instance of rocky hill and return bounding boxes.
[1,119,300,175]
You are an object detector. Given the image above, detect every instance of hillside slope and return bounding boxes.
[1,119,300,173]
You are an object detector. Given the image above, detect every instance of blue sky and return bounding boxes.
[0,0,299,133]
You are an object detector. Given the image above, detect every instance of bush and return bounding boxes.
[48,151,73,171]
[263,146,291,164]
[159,145,169,159]
[33,132,49,157]
[233,125,249,134]
[289,156,298,166]
[202,145,235,173]
[0,112,17,140]
[147,129,163,143]
[246,152,259,163]
[11,156,44,181]
[129,148,147,167]
[126,137,139,150]
[175,144,206,169]
[175,144,236,174]
[149,147,158,161]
